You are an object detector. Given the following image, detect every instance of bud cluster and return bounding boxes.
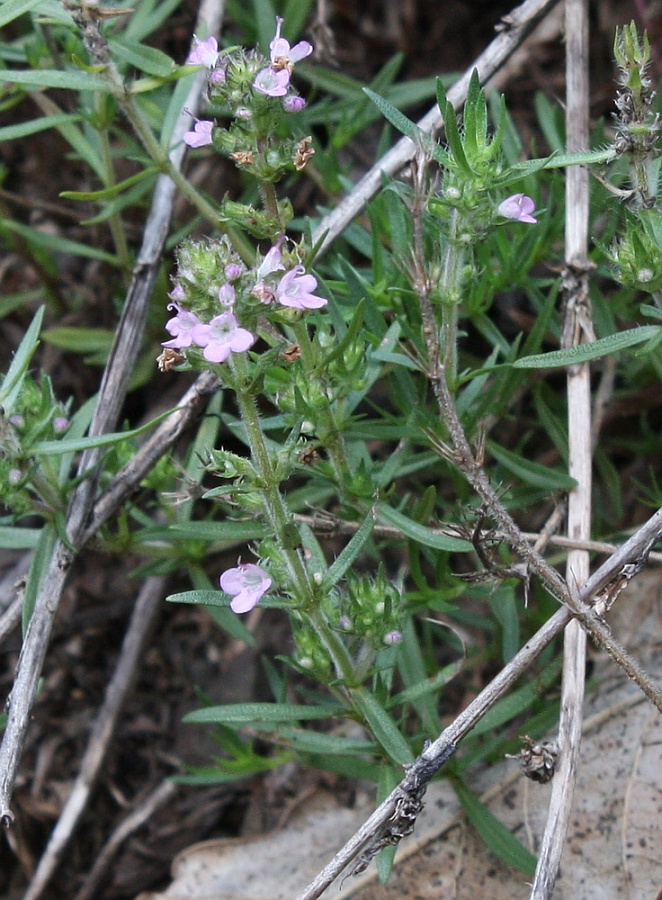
[158,234,326,372]
[0,373,70,516]
[183,18,314,182]
[325,570,404,650]
[612,22,661,203]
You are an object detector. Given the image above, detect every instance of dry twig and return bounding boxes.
[0,0,226,825]
[23,576,167,900]
[295,506,662,899]
[311,0,564,257]
[531,0,592,895]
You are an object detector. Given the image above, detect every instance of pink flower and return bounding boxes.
[384,630,403,646]
[256,237,287,279]
[253,67,290,97]
[169,283,186,302]
[209,68,226,85]
[270,17,313,69]
[162,304,202,348]
[275,266,327,309]
[53,417,69,433]
[183,119,214,148]
[225,263,244,281]
[220,563,272,613]
[497,193,537,224]
[218,283,235,307]
[252,238,287,303]
[191,311,255,363]
[283,95,306,113]
[186,35,219,68]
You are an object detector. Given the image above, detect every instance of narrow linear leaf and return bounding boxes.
[363,87,442,163]
[108,37,175,77]
[487,441,577,491]
[60,166,159,201]
[32,407,175,455]
[1,69,109,91]
[512,147,615,172]
[145,520,267,543]
[42,327,115,353]
[453,780,537,876]
[183,702,342,725]
[167,590,291,610]
[22,523,57,631]
[378,504,471,552]
[0,306,44,410]
[0,220,121,266]
[256,725,376,756]
[513,326,658,368]
[322,509,375,590]
[353,690,414,765]
[0,527,42,550]
[0,114,82,142]
[388,661,461,709]
[0,0,42,28]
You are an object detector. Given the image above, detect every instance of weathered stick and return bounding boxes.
[531,0,592,895]
[295,505,662,899]
[311,0,564,257]
[0,0,226,823]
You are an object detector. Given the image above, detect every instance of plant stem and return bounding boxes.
[439,208,464,389]
[229,353,356,683]
[260,181,282,230]
[291,321,353,486]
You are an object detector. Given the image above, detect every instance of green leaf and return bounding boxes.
[183,702,342,725]
[389,660,460,711]
[0,0,42,28]
[259,726,375,756]
[1,69,109,91]
[174,752,290,785]
[453,780,537,876]
[32,408,174,455]
[0,527,42,550]
[0,113,82,142]
[22,523,57,631]
[512,147,615,172]
[252,0,277,53]
[0,305,44,411]
[42,327,115,353]
[60,166,159,201]
[108,36,175,77]
[322,510,375,590]
[487,441,577,491]
[142,520,267,543]
[470,661,561,738]
[363,87,443,164]
[0,220,121,266]
[353,689,414,765]
[160,68,198,145]
[377,504,471,552]
[167,590,291,610]
[513,326,659,368]
[123,0,186,42]
[436,77,472,175]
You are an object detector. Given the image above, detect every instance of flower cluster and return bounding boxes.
[163,302,255,364]
[161,237,326,367]
[250,238,326,310]
[183,18,312,160]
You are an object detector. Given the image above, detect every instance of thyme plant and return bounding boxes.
[2,2,662,882]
